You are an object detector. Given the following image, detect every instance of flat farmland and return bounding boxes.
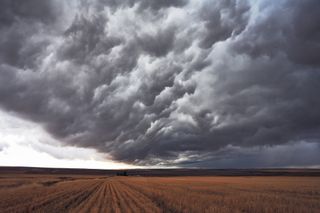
[0,173,320,213]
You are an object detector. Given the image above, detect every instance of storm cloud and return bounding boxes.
[0,0,319,167]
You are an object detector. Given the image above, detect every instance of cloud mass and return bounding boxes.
[0,0,319,167]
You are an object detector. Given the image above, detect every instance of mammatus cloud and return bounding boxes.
[0,0,319,167]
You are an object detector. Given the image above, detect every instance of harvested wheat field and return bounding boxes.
[0,173,320,213]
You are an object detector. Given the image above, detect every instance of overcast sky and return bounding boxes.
[0,0,319,169]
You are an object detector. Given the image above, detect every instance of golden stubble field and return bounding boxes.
[0,174,319,213]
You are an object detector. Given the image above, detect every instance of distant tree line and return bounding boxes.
[116,171,128,176]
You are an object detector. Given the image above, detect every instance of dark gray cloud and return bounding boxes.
[176,142,320,168]
[0,0,57,68]
[199,0,250,48]
[137,0,187,11]
[0,0,319,167]
[139,26,176,57]
[82,0,187,12]
[0,0,57,27]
